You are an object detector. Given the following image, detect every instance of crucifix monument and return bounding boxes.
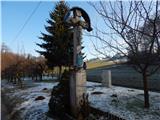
[64,7,92,117]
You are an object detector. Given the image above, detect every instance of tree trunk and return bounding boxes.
[18,77,23,88]
[31,76,34,81]
[52,68,54,79]
[14,77,17,84]
[142,72,149,108]
[40,74,43,81]
[58,66,62,81]
[36,75,37,81]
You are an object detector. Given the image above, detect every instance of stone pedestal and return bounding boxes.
[101,70,112,88]
[70,69,86,117]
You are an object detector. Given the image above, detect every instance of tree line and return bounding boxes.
[1,43,47,87]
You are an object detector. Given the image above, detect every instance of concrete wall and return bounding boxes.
[87,65,160,91]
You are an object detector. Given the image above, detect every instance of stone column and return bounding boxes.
[73,27,78,67]
[70,72,77,116]
[101,70,112,88]
[67,8,89,118]
[70,69,86,117]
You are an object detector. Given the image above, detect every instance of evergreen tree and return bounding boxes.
[37,2,74,117]
[37,1,73,76]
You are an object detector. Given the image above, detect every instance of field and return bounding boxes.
[86,59,115,69]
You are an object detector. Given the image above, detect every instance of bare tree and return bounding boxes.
[89,1,160,108]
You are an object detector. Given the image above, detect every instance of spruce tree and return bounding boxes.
[37,1,73,75]
[37,1,73,116]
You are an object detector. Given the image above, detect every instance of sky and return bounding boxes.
[1,0,103,60]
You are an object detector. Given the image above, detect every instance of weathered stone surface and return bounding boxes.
[70,69,86,116]
[101,70,112,88]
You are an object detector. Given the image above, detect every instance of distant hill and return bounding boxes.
[86,56,127,70]
[86,59,115,69]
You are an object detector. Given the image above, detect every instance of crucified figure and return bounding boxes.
[64,7,92,68]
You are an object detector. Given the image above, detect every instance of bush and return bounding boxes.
[48,70,71,118]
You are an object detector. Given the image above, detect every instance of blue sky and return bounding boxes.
[2,1,102,60]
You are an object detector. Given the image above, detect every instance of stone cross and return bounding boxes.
[64,7,92,117]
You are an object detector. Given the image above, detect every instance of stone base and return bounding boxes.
[101,70,112,88]
[70,69,86,117]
